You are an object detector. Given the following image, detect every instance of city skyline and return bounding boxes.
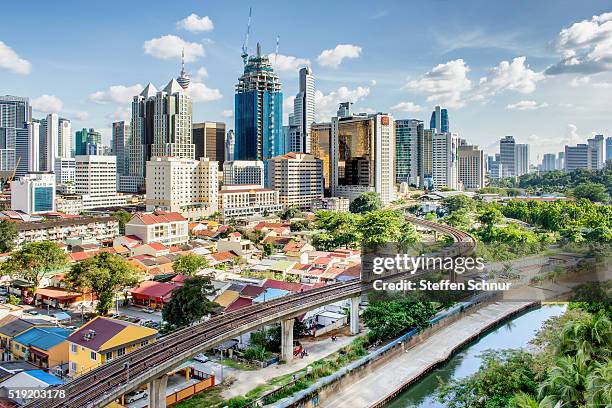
[1,1,612,161]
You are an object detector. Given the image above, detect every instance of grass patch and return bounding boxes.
[173,385,225,408]
[218,358,258,371]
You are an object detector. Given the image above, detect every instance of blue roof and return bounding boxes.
[26,370,63,386]
[13,327,71,350]
[253,288,290,303]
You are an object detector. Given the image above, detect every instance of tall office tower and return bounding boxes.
[499,135,516,177]
[11,173,56,214]
[432,132,460,190]
[58,118,71,159]
[192,122,226,170]
[515,143,530,176]
[337,102,353,118]
[418,129,434,188]
[112,121,130,181]
[311,122,332,191]
[150,79,194,160]
[223,160,264,187]
[75,155,127,209]
[26,120,40,174]
[606,136,612,162]
[235,43,283,161]
[76,128,103,156]
[285,113,301,153]
[429,105,449,133]
[268,152,323,209]
[564,144,592,172]
[128,83,157,188]
[458,145,485,190]
[395,119,422,186]
[330,112,395,204]
[146,156,218,219]
[541,153,557,172]
[556,152,565,170]
[39,113,60,172]
[225,130,235,162]
[587,134,604,170]
[293,67,315,153]
[0,95,30,179]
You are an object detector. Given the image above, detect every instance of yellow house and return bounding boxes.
[67,317,157,377]
[0,317,54,356]
[12,326,71,369]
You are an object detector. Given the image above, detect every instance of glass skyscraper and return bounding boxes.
[235,43,283,161]
[429,105,449,133]
[395,119,423,185]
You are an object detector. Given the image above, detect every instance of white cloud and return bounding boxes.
[187,82,222,102]
[193,67,208,81]
[563,124,583,145]
[176,14,214,33]
[0,41,31,75]
[144,35,204,62]
[106,106,131,122]
[593,81,612,88]
[370,79,377,86]
[89,84,143,104]
[31,95,63,113]
[390,101,424,113]
[221,109,233,118]
[404,59,471,108]
[546,12,612,74]
[269,54,310,72]
[506,100,549,111]
[73,111,89,121]
[317,44,362,68]
[570,76,591,86]
[477,56,545,98]
[314,86,370,121]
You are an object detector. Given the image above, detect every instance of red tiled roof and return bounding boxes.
[263,279,311,293]
[170,275,190,284]
[130,281,177,298]
[147,242,168,251]
[284,242,305,252]
[133,211,186,226]
[35,287,81,301]
[254,222,289,231]
[210,251,237,262]
[313,257,333,265]
[123,235,142,243]
[239,285,265,298]
[225,297,252,312]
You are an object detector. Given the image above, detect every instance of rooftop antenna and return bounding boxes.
[274,35,280,66]
[241,7,252,65]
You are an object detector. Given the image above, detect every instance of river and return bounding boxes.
[387,304,567,408]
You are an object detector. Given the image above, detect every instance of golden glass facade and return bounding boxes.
[337,118,374,187]
[311,123,332,190]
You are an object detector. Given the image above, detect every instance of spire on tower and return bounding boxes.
[177,48,190,90]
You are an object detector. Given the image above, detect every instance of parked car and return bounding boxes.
[27,310,39,315]
[193,353,209,363]
[143,307,155,314]
[126,390,147,403]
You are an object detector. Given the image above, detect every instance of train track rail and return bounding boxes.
[23,217,475,408]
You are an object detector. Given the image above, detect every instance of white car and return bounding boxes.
[126,390,147,403]
[143,307,155,314]
[193,353,209,363]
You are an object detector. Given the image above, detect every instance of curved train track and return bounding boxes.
[23,216,475,408]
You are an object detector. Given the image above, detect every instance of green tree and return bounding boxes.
[280,207,303,220]
[2,242,68,290]
[162,277,218,328]
[363,299,435,341]
[349,192,383,214]
[537,355,590,407]
[112,210,132,234]
[7,294,19,306]
[65,252,141,315]
[424,212,437,221]
[359,210,419,247]
[443,209,471,230]
[555,313,611,360]
[572,182,610,202]
[0,220,17,253]
[172,253,209,276]
[262,242,275,257]
[586,361,612,408]
[477,206,504,227]
[442,195,476,214]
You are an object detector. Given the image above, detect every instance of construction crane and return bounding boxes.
[241,7,252,65]
[5,156,20,190]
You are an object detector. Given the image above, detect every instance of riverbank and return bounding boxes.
[319,301,535,408]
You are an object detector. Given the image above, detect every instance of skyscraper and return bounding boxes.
[112,121,130,181]
[606,136,612,162]
[587,134,604,170]
[395,119,422,186]
[311,122,331,191]
[418,129,434,188]
[58,118,71,159]
[293,67,315,153]
[458,145,485,190]
[429,105,449,133]
[541,153,556,172]
[127,83,157,189]
[76,128,102,156]
[564,144,591,172]
[39,113,59,172]
[192,122,226,170]
[499,136,516,177]
[235,43,283,161]
[432,132,460,190]
[515,143,530,176]
[225,130,235,162]
[0,95,33,178]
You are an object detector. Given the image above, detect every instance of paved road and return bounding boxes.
[320,302,533,408]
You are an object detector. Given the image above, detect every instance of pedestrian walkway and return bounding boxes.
[223,334,355,399]
[320,302,532,408]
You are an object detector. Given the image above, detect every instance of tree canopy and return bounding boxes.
[349,192,383,214]
[572,182,610,203]
[0,220,17,253]
[2,242,68,290]
[172,253,208,276]
[162,276,218,328]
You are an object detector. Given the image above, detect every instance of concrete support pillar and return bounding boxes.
[281,318,295,362]
[350,296,360,335]
[147,374,168,408]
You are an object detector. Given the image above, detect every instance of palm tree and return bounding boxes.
[586,361,612,408]
[538,355,590,407]
[557,313,611,361]
[512,392,540,408]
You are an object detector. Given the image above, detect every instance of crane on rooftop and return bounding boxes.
[241,7,252,65]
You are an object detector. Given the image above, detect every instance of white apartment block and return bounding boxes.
[515,144,530,176]
[218,185,283,219]
[124,211,188,246]
[146,156,218,220]
[311,197,350,213]
[56,195,84,215]
[458,145,485,190]
[432,132,460,190]
[55,157,76,187]
[267,152,323,210]
[223,160,264,187]
[11,173,56,214]
[75,155,127,209]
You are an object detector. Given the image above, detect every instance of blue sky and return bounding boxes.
[2,0,612,163]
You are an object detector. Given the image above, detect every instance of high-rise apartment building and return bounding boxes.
[225,130,235,162]
[556,152,565,170]
[0,95,33,178]
[330,112,395,204]
[515,143,530,176]
[564,144,591,172]
[192,122,225,170]
[223,160,264,187]
[127,83,157,189]
[311,122,332,191]
[499,136,516,177]
[395,119,422,186]
[112,122,130,184]
[58,118,71,159]
[541,153,556,172]
[606,136,612,162]
[587,135,604,170]
[39,113,60,172]
[55,157,76,193]
[432,132,460,190]
[292,67,315,153]
[146,156,218,220]
[11,173,56,214]
[235,43,283,161]
[267,152,323,210]
[429,105,449,133]
[75,155,126,209]
[418,129,434,188]
[458,145,485,190]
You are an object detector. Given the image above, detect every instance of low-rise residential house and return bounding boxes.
[129,281,177,309]
[112,235,142,248]
[213,289,240,308]
[283,241,314,263]
[67,317,157,377]
[0,370,63,404]
[208,251,238,266]
[12,327,71,369]
[130,242,170,257]
[216,236,254,258]
[262,236,293,249]
[14,216,119,248]
[125,211,188,246]
[34,287,93,309]
[0,319,53,358]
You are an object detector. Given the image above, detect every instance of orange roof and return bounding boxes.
[210,251,237,262]
[133,211,186,226]
[35,287,82,300]
[284,241,305,252]
[147,242,168,251]
[113,245,130,254]
[69,248,114,262]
